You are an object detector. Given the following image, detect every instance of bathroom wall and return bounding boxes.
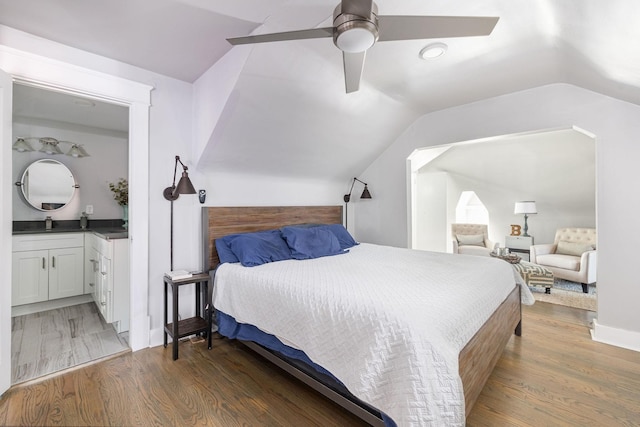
[12,120,128,222]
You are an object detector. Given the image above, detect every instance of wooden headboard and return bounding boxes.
[202,206,343,271]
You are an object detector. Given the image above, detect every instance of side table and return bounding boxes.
[164,272,212,360]
[505,235,533,262]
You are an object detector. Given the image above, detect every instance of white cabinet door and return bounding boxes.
[48,247,84,300]
[11,250,49,306]
[86,246,100,303]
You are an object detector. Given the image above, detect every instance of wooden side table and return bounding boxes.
[163,272,212,360]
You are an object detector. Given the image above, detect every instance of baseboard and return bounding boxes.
[591,319,640,352]
[11,294,93,317]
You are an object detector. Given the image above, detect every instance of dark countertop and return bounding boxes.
[13,219,128,240]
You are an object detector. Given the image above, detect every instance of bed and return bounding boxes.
[202,206,533,426]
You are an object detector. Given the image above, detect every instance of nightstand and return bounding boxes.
[505,235,534,261]
[163,272,212,360]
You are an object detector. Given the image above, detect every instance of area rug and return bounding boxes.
[529,279,597,311]
[11,302,129,384]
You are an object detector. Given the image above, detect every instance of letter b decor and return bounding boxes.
[510,224,522,236]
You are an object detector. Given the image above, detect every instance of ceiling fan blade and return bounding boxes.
[341,0,374,17]
[343,51,366,93]
[227,27,333,46]
[377,16,499,42]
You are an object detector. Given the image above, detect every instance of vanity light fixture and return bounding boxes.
[12,137,34,152]
[419,42,448,60]
[38,137,64,155]
[163,155,197,272]
[13,137,90,157]
[66,144,90,158]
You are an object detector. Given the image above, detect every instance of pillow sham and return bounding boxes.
[215,237,240,264]
[321,223,359,249]
[456,234,485,247]
[281,226,343,260]
[216,229,291,266]
[228,231,292,267]
[283,223,358,250]
[556,240,595,257]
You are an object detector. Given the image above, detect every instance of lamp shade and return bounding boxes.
[360,185,372,199]
[514,201,537,215]
[174,172,196,196]
[13,137,34,152]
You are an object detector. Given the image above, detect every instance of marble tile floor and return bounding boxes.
[11,302,129,385]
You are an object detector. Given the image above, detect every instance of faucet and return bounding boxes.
[45,216,53,231]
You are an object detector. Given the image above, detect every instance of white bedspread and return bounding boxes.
[213,244,534,426]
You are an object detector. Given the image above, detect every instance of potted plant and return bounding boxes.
[108,178,128,228]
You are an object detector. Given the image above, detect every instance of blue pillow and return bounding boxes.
[215,238,240,264]
[216,229,291,265]
[281,226,343,260]
[282,224,358,250]
[320,224,358,250]
[225,229,292,267]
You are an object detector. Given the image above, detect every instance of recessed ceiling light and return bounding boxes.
[419,42,448,60]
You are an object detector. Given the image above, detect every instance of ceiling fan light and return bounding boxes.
[419,42,448,60]
[336,27,376,53]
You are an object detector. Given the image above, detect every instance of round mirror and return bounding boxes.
[18,159,77,211]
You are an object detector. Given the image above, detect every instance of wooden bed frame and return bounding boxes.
[202,206,522,423]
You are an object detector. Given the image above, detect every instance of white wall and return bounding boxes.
[0,26,189,351]
[12,121,128,221]
[356,83,640,351]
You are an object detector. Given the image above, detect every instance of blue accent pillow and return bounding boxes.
[282,224,358,250]
[281,226,343,260]
[321,224,358,250]
[215,238,240,264]
[216,229,292,266]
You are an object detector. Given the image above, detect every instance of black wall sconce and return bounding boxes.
[343,177,372,229]
[163,155,197,272]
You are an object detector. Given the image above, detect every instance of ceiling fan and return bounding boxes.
[227,0,499,93]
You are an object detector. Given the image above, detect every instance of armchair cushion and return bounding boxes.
[556,240,595,257]
[456,234,485,246]
[536,254,581,271]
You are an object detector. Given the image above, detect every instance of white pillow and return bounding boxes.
[556,240,594,256]
[456,234,485,246]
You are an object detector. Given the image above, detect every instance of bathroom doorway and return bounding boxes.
[11,83,131,384]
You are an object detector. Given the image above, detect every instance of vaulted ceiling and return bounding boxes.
[2,0,639,180]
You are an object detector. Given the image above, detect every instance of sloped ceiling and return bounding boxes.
[2,0,639,181]
[416,128,596,210]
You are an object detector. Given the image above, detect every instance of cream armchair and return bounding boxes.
[451,223,497,257]
[530,227,596,293]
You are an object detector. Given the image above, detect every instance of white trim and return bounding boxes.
[0,47,152,353]
[0,45,152,103]
[591,319,640,352]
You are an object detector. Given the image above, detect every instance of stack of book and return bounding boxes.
[164,270,193,280]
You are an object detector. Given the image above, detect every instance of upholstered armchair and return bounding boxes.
[451,223,497,256]
[530,228,596,293]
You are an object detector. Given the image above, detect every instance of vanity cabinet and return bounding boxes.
[85,233,130,333]
[12,233,84,306]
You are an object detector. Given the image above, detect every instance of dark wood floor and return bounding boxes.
[1,302,639,426]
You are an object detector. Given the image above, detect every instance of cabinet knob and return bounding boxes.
[89,282,94,287]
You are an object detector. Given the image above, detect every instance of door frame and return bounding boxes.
[1,46,152,395]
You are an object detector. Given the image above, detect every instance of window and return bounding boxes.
[455,191,489,224]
